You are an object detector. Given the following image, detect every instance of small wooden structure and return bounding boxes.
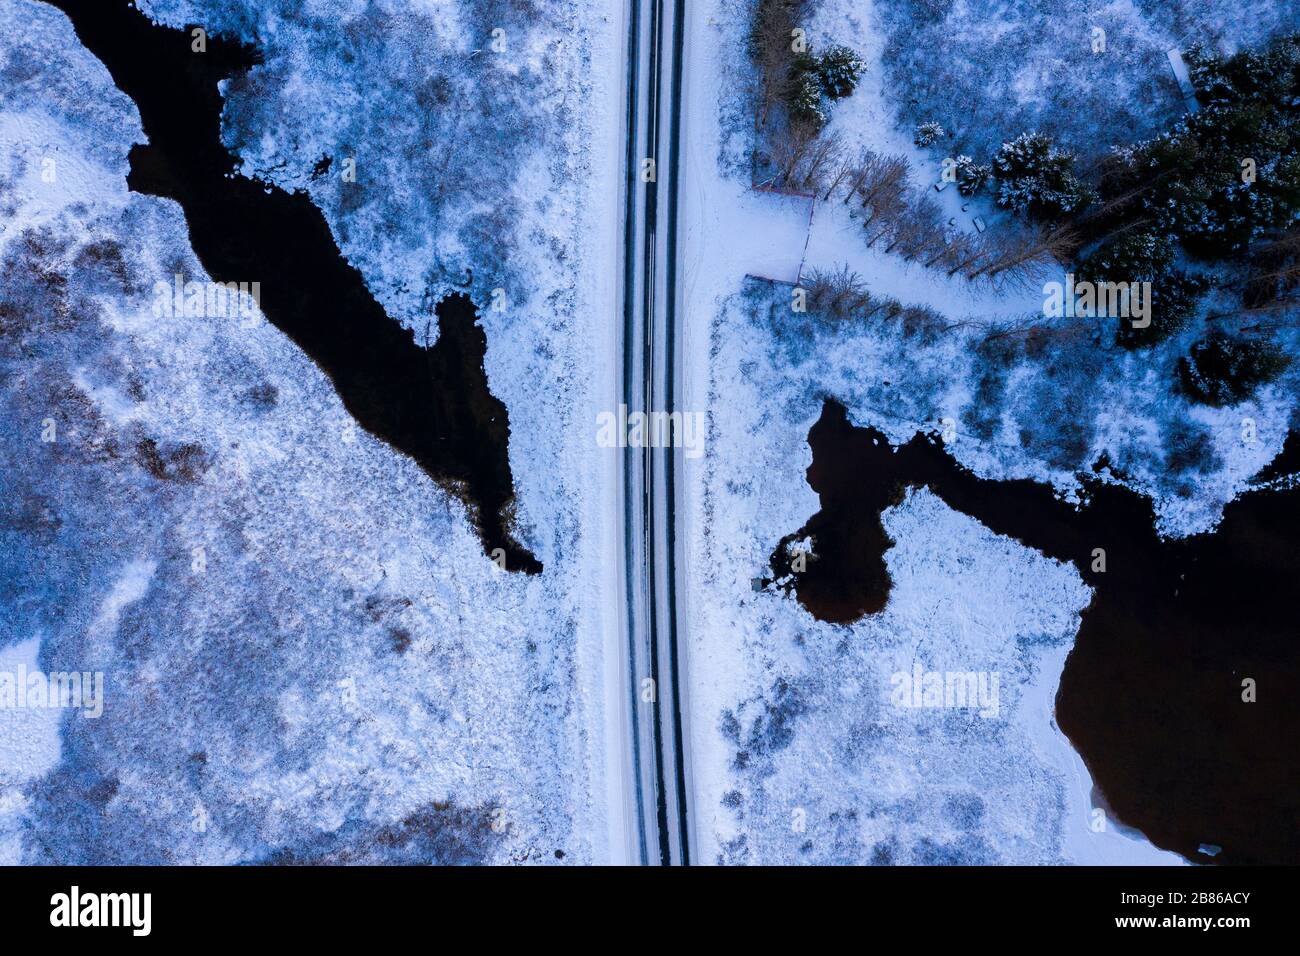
[1166,48,1201,114]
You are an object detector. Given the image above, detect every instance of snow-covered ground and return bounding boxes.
[0,0,623,864]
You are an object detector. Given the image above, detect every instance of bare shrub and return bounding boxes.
[851,152,910,216]
[883,194,945,261]
[803,268,953,335]
[805,266,872,318]
[772,125,842,193]
[964,224,1078,290]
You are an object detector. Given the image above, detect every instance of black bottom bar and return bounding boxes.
[0,864,1288,941]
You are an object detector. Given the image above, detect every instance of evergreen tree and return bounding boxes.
[816,46,865,99]
[992,132,1095,221]
[1077,232,1210,348]
[785,67,826,129]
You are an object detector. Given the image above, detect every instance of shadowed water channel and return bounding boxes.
[770,398,1300,865]
[45,0,540,574]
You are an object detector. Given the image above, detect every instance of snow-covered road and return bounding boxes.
[616,0,694,867]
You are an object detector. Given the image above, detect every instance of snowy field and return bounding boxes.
[0,0,622,864]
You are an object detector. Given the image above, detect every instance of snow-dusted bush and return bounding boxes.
[1178,333,1290,406]
[750,0,811,129]
[953,154,990,196]
[913,121,946,148]
[1163,417,1222,476]
[803,269,945,338]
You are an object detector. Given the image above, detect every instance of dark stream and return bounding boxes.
[44,0,539,574]
[771,398,1300,865]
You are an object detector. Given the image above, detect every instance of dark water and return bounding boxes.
[771,399,1300,865]
[45,0,539,574]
